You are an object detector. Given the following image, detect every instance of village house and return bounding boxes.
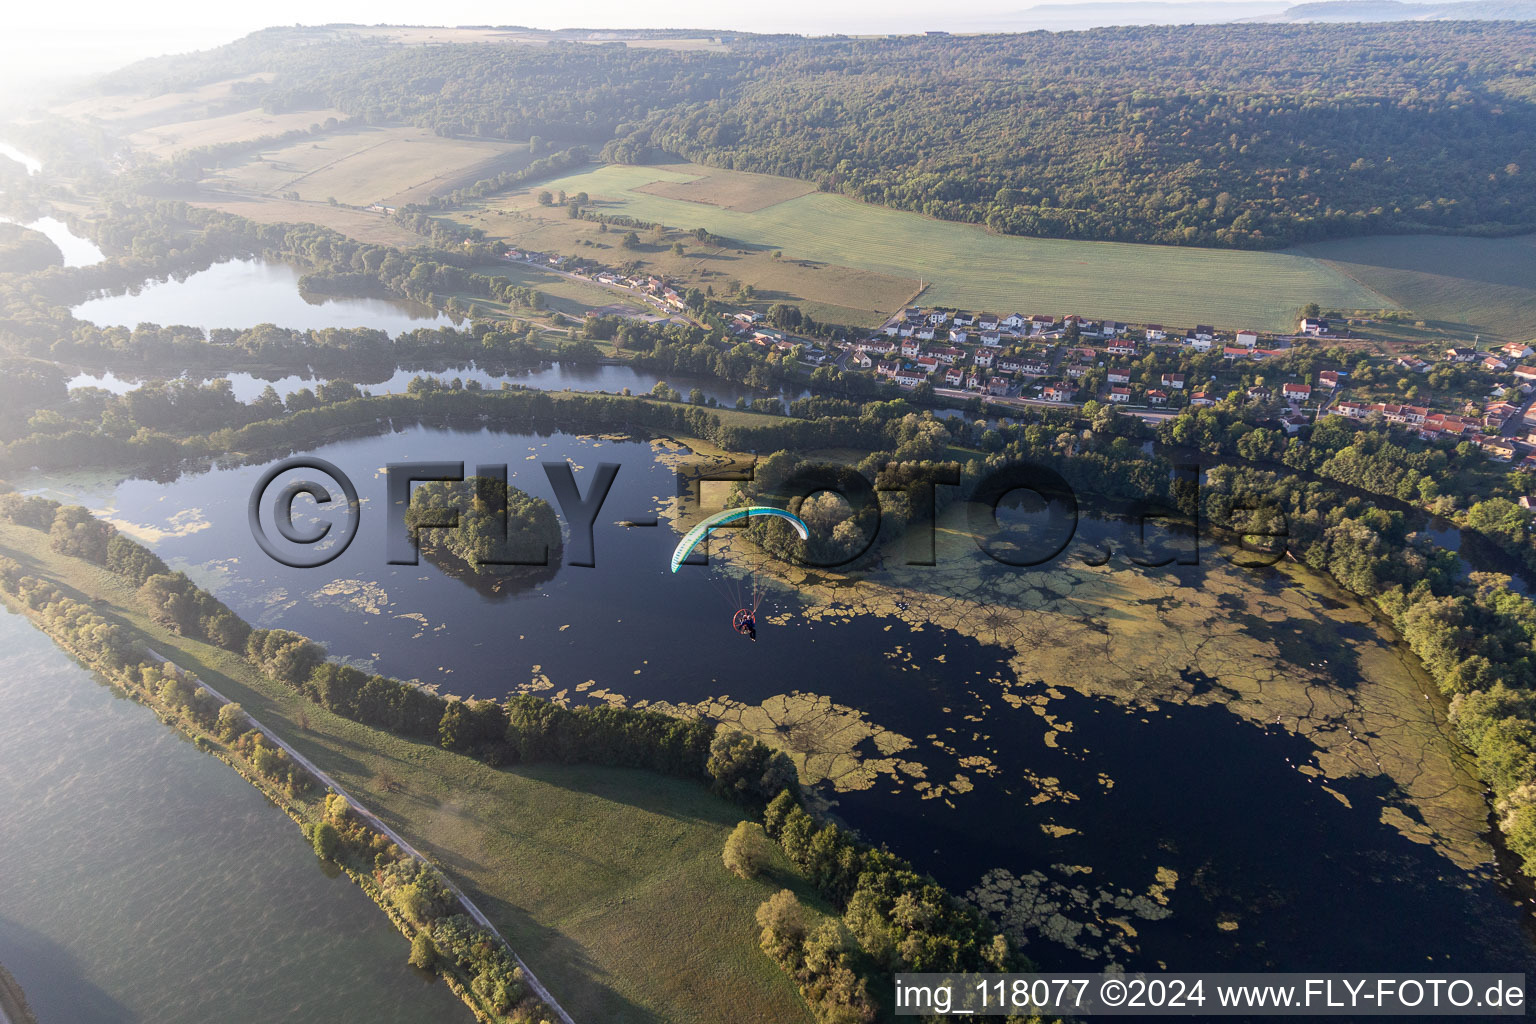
[979,331,1003,347]
[1484,355,1511,372]
[1318,370,1343,389]
[900,338,923,358]
[1001,313,1028,330]
[1380,403,1429,425]
[1030,315,1056,334]
[945,366,965,386]
[1421,414,1475,440]
[1223,346,1254,361]
[1236,330,1259,348]
[1066,363,1089,379]
[1145,325,1167,342]
[987,376,1011,396]
[1502,342,1535,360]
[1445,347,1477,363]
[1282,382,1312,401]
[1194,325,1215,341]
[1190,391,1217,406]
[914,356,940,373]
[966,374,984,390]
[893,369,928,389]
[977,313,1000,331]
[953,312,976,327]
[1298,317,1331,336]
[1334,400,1368,420]
[1043,384,1072,403]
[948,329,971,345]
[928,309,950,325]
[1396,355,1429,373]
[1160,372,1186,390]
[1107,339,1139,357]
[1247,385,1273,401]
[973,349,996,369]
[1515,365,1536,383]
[930,346,964,364]
[1185,335,1213,352]
[876,360,901,378]
[914,325,936,342]
[853,352,874,369]
[1109,386,1133,403]
[1486,439,1519,462]
[1485,402,1520,430]
[1522,453,1536,473]
[1107,369,1132,385]
[896,323,915,338]
[1147,389,1169,405]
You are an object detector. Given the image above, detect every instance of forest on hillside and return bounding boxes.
[91,22,1536,248]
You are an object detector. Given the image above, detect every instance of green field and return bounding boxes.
[0,522,814,1024]
[494,163,1392,332]
[1299,233,1536,343]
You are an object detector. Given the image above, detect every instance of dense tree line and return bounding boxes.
[0,224,62,274]
[752,790,1023,1023]
[87,22,1536,247]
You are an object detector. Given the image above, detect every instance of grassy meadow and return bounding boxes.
[458,163,1391,333]
[0,521,815,1024]
[207,126,536,207]
[1299,233,1536,343]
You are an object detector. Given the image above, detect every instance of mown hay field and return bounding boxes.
[128,107,350,159]
[485,163,1393,332]
[208,126,535,207]
[1298,233,1536,343]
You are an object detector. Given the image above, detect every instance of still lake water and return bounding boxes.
[28,425,1536,974]
[68,361,810,409]
[0,142,42,176]
[0,607,472,1024]
[0,216,104,267]
[72,258,456,335]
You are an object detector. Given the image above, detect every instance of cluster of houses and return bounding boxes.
[845,306,1283,401]
[1326,339,1536,467]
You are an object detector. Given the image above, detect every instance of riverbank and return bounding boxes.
[0,520,814,1024]
[0,964,37,1024]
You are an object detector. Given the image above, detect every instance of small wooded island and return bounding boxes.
[405,477,563,591]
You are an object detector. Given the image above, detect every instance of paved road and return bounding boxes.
[144,650,578,1024]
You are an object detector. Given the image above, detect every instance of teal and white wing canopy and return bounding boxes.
[669,506,809,573]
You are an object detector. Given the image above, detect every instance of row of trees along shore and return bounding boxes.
[0,493,1037,1022]
[0,545,564,1024]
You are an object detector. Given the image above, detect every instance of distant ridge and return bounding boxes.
[1255,0,1536,20]
[991,0,1536,28]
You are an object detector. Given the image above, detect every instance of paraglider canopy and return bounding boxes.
[669,506,809,573]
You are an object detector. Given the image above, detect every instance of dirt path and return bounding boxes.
[143,649,578,1024]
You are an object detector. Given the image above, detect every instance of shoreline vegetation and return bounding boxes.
[0,962,38,1024]
[0,490,1034,1022]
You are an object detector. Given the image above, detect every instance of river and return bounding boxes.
[0,607,472,1024]
[23,424,1535,974]
[0,143,41,176]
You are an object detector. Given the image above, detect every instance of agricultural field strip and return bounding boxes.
[494,164,1393,332]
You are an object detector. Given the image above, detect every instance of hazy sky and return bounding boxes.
[0,0,1278,95]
